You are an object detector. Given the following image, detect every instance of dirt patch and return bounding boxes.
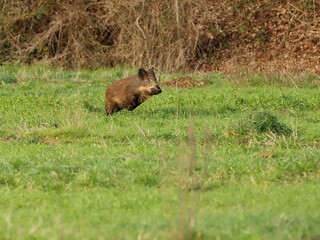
[163,77,211,88]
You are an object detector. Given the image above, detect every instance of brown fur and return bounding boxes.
[105,68,162,114]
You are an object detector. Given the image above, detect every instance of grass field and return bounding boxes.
[0,65,320,239]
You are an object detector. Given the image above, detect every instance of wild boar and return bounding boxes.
[105,68,162,114]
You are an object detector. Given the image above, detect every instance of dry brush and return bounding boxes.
[0,0,319,73]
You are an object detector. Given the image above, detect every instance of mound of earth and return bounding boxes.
[163,77,210,88]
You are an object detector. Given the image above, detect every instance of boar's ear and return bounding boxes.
[138,68,147,79]
[148,68,156,79]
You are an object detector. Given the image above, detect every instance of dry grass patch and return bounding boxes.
[163,77,211,88]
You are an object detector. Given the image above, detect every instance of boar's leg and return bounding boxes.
[126,97,141,111]
[106,101,121,114]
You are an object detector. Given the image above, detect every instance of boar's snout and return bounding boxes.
[151,85,162,95]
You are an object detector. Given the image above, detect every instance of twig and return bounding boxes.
[175,0,181,40]
[135,0,146,40]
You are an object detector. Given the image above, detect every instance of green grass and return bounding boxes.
[0,64,320,239]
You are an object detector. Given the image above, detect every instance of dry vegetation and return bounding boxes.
[0,0,319,73]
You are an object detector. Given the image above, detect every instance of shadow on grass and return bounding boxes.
[0,73,17,84]
[141,107,222,117]
[83,101,105,114]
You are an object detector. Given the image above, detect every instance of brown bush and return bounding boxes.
[0,0,319,73]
